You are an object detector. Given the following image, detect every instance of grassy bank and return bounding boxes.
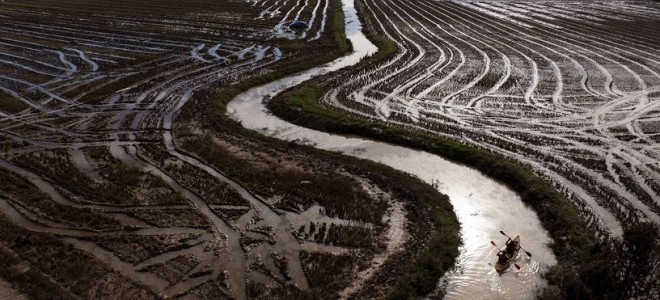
[363,32,398,65]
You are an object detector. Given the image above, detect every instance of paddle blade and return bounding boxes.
[500,230,506,236]
[525,250,532,258]
[514,263,521,270]
[490,240,498,248]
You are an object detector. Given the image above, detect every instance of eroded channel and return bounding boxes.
[226,0,557,298]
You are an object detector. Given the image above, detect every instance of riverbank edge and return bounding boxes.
[265,3,603,300]
[205,0,462,298]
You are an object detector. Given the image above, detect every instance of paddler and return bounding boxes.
[496,250,509,265]
[505,238,520,258]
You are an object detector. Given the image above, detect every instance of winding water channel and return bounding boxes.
[227,0,556,298]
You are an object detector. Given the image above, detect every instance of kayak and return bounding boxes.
[495,235,520,273]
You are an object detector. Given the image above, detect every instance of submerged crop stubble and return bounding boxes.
[323,0,660,238]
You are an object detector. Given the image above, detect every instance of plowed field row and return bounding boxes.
[324,0,660,238]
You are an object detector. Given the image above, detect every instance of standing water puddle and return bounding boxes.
[226,0,557,297]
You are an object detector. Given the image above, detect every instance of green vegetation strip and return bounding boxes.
[363,32,397,65]
[385,197,460,300]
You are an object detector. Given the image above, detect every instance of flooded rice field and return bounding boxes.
[0,0,658,299]
[322,0,660,239]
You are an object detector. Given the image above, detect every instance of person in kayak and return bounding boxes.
[505,238,520,258]
[496,250,509,265]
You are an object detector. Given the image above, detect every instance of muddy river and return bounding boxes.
[226,0,557,298]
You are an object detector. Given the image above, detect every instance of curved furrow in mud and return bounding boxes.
[402,4,520,102]
[491,6,660,87]
[319,0,660,239]
[305,0,323,39]
[442,2,618,108]
[415,0,602,103]
[0,58,62,78]
[67,48,99,72]
[0,197,208,238]
[265,0,330,40]
[516,19,660,89]
[394,0,520,106]
[436,0,648,101]
[364,0,452,99]
[272,0,302,38]
[330,0,530,115]
[207,44,227,62]
[325,0,418,109]
[0,19,194,50]
[309,0,329,40]
[536,15,660,66]
[15,46,266,135]
[436,6,643,123]
[0,52,68,74]
[0,74,77,107]
[508,2,660,65]
[345,0,430,120]
[0,27,163,55]
[114,73,310,297]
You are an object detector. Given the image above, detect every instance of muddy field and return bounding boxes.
[322,0,660,239]
[0,0,442,298]
[3,0,660,299]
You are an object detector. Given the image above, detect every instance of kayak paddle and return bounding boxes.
[499,230,532,258]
